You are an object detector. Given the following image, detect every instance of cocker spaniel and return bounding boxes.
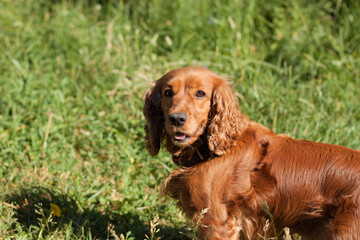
[143,67,360,240]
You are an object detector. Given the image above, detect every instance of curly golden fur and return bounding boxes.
[143,67,360,239]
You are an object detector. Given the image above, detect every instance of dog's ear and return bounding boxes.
[143,81,164,156]
[207,78,248,156]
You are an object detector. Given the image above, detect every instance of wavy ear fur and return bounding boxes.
[143,82,164,156]
[207,79,248,156]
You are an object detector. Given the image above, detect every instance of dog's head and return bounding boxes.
[143,67,247,156]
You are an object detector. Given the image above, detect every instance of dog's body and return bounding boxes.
[143,67,360,239]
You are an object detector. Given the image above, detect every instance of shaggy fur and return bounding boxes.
[143,67,360,240]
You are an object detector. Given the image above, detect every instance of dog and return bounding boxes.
[143,67,360,239]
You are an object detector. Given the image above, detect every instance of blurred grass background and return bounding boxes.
[0,0,359,239]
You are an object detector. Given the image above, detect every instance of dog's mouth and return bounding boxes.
[173,132,190,142]
[171,123,205,145]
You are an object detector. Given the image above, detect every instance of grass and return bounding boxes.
[0,0,359,239]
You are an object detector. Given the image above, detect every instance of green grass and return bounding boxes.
[0,0,359,239]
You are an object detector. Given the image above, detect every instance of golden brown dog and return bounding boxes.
[143,67,360,239]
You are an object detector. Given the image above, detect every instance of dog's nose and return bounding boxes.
[169,113,188,127]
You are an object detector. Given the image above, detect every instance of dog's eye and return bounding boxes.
[164,89,173,97]
[195,90,206,98]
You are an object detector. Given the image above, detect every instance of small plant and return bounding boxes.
[181,208,209,240]
[283,227,292,240]
[257,219,277,240]
[107,223,135,240]
[31,203,57,239]
[145,214,160,240]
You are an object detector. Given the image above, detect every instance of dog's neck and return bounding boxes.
[166,135,213,168]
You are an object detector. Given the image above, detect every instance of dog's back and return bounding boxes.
[264,135,360,238]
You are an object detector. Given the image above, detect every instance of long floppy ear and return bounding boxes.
[207,79,248,156]
[143,81,164,156]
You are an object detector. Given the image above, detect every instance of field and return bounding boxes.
[0,0,360,239]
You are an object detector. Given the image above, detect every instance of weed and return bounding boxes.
[145,214,160,240]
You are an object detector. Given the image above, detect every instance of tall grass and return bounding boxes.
[0,0,359,239]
